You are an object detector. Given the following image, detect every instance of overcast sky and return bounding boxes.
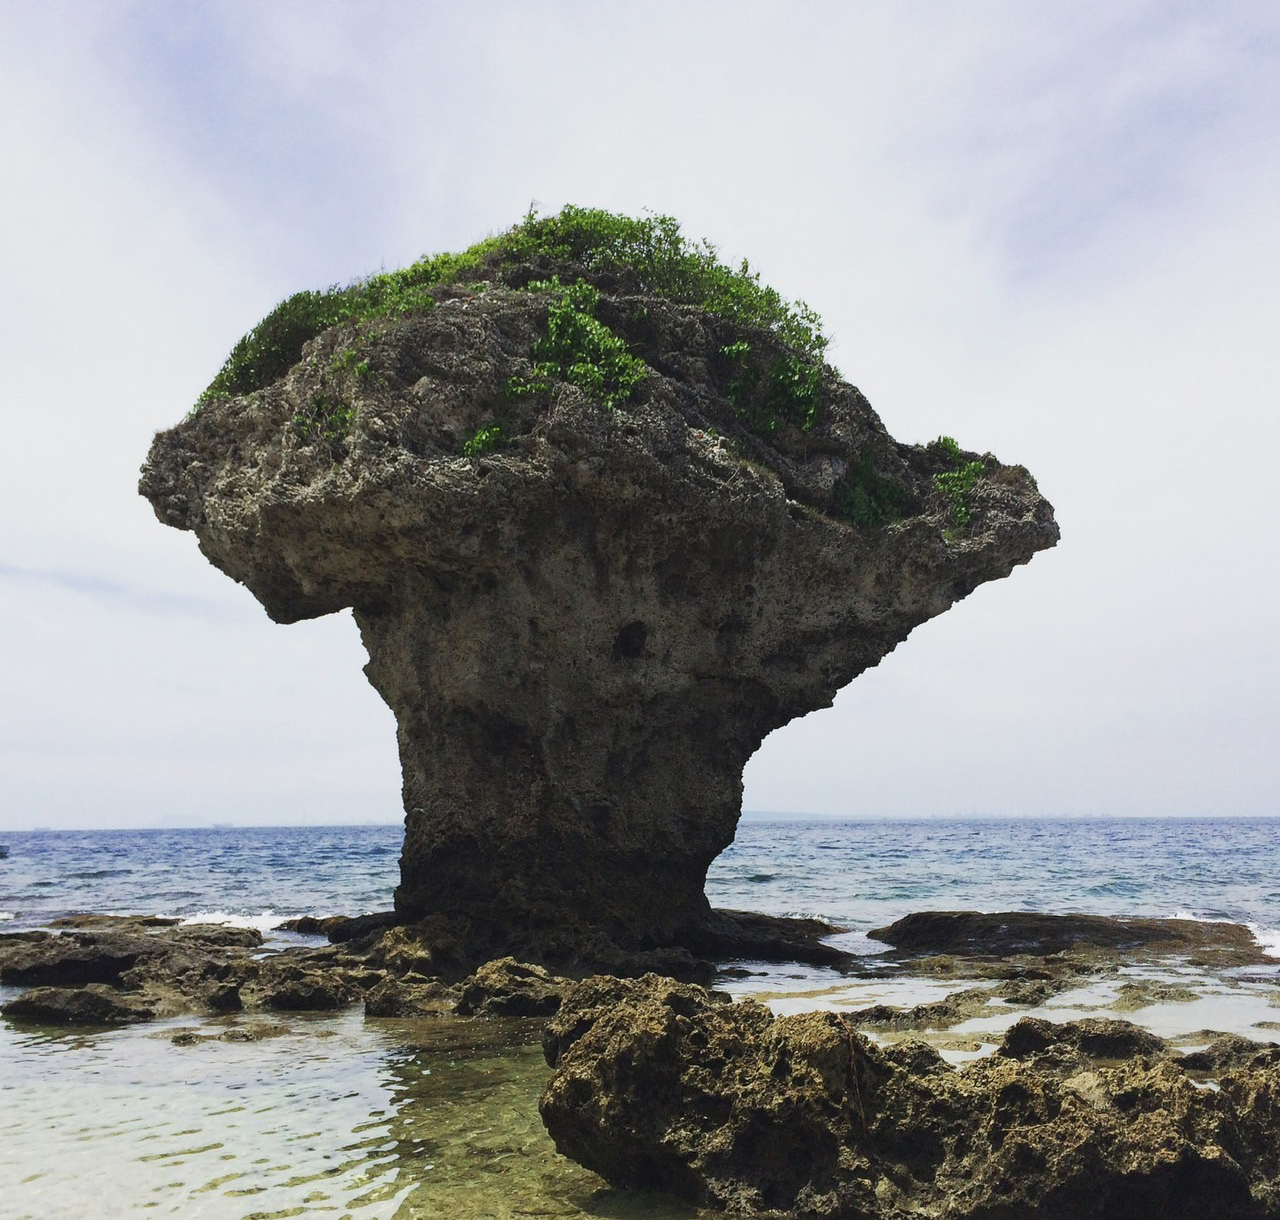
[1,1,1276,830]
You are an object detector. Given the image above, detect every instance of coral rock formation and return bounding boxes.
[140,212,1057,965]
[541,975,1280,1219]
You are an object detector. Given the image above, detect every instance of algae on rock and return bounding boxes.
[140,208,1058,967]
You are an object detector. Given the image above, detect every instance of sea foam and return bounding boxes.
[179,909,288,935]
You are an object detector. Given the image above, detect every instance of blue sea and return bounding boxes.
[3,817,1279,1219]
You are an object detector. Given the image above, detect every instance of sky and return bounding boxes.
[0,1,1277,830]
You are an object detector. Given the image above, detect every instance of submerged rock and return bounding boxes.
[540,974,1280,1219]
[140,209,1057,965]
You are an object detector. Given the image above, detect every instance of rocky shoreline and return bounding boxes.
[542,974,1280,1219]
[0,905,851,1027]
[6,908,1272,1030]
[6,909,1280,1216]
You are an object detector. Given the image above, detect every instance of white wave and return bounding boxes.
[1173,910,1280,960]
[179,910,288,935]
[1246,923,1280,960]
[0,911,14,921]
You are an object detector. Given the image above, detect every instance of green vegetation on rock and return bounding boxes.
[932,436,985,526]
[834,451,909,529]
[508,277,645,410]
[461,424,506,458]
[721,339,824,434]
[196,205,827,410]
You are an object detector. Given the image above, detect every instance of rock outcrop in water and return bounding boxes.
[140,209,1057,967]
[541,975,1280,1220]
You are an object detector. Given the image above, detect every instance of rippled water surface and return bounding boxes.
[0,1010,705,1220]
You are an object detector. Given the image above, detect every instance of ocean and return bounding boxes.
[2,817,1279,1219]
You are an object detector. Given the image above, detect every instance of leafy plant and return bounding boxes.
[506,206,828,361]
[293,393,355,446]
[331,348,371,380]
[721,341,824,434]
[508,277,645,409]
[834,451,909,529]
[934,457,985,526]
[462,423,505,457]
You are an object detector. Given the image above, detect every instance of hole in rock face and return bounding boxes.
[612,620,647,660]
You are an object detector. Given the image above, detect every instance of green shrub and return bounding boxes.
[292,393,355,446]
[934,459,985,526]
[722,340,824,434]
[508,277,645,410]
[834,451,908,528]
[506,206,828,361]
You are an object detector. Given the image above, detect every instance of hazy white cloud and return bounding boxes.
[0,1,1276,829]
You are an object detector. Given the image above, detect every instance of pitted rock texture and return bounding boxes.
[540,975,1280,1219]
[141,280,1057,963]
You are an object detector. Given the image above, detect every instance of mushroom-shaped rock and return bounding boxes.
[140,209,1057,966]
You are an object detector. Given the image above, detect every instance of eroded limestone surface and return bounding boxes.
[541,975,1280,1220]
[141,258,1056,966]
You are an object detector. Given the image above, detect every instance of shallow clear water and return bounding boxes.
[0,1010,707,1220]
[3,816,1279,1217]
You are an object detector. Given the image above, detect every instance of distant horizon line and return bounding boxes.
[4,811,1278,833]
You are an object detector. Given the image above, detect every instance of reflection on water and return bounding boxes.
[0,1010,705,1220]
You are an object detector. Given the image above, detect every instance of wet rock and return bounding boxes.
[280,911,398,943]
[202,981,243,1013]
[141,217,1056,966]
[364,977,460,1018]
[687,909,851,967]
[0,928,165,986]
[870,910,1268,964]
[2,983,155,1025]
[997,1016,1169,1062]
[455,957,570,1017]
[248,962,354,1012]
[1182,1034,1280,1073]
[49,914,181,929]
[849,985,997,1031]
[364,923,468,979]
[542,973,734,1071]
[1113,979,1201,1010]
[541,975,1280,1219]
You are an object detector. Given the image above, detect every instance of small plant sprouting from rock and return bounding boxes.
[936,435,962,461]
[331,348,371,380]
[462,424,505,457]
[932,436,985,527]
[508,277,645,410]
[293,393,355,447]
[721,340,824,435]
[834,451,908,529]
